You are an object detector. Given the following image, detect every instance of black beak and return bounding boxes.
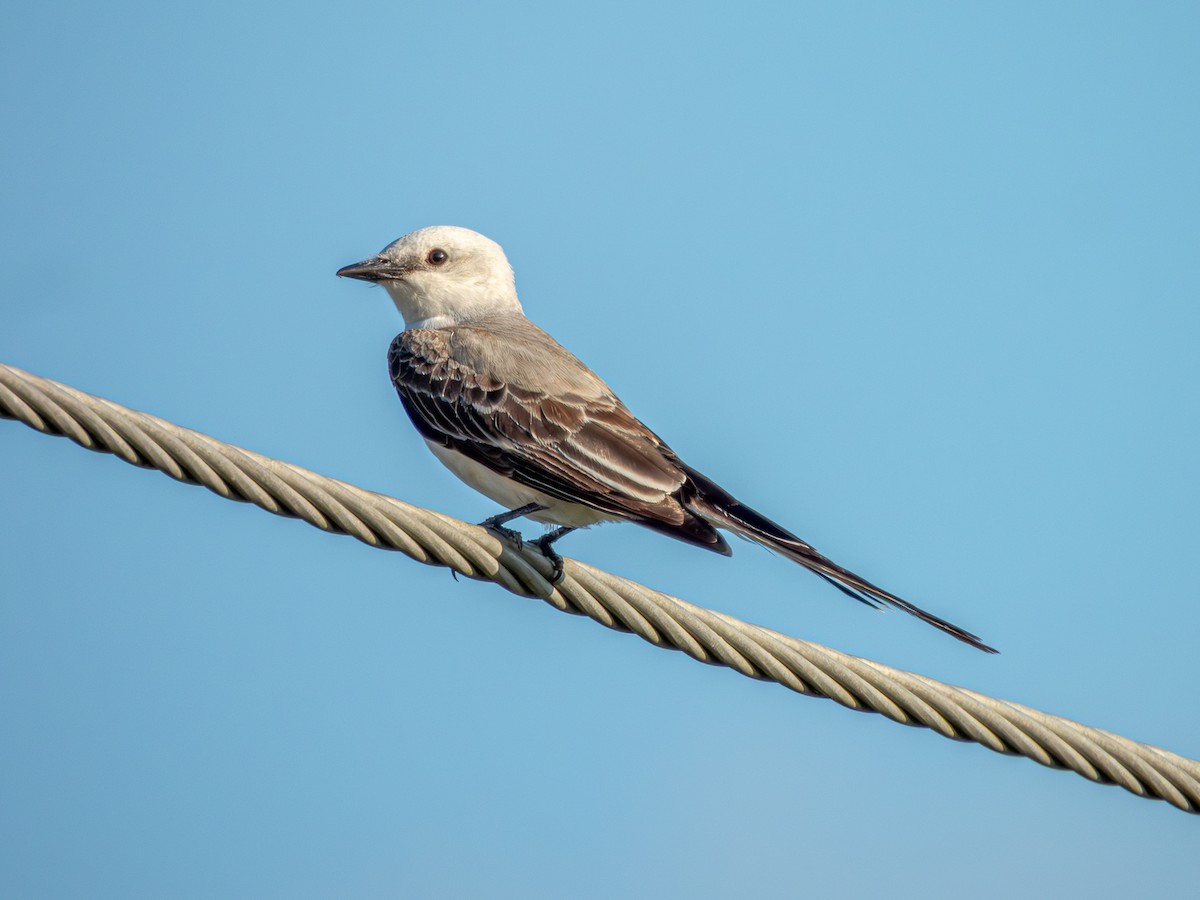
[336,256,406,282]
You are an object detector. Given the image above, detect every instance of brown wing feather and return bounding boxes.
[388,329,729,553]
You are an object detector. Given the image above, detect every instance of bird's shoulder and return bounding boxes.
[389,314,611,400]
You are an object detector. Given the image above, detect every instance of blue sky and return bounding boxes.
[2,2,1197,896]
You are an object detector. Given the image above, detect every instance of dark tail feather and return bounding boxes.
[683,466,998,654]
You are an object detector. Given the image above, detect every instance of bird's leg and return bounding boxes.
[533,526,576,584]
[478,503,547,547]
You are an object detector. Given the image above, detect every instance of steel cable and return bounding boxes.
[3,361,1197,814]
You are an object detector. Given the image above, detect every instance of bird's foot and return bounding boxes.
[534,526,576,584]
[485,523,526,548]
[478,503,546,550]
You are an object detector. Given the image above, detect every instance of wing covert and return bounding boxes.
[387,329,693,524]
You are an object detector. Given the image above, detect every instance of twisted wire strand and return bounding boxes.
[2,360,1197,814]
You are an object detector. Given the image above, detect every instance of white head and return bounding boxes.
[337,225,521,328]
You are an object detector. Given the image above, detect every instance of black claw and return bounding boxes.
[534,536,566,583]
[487,524,525,549]
[533,525,576,584]
[478,503,548,550]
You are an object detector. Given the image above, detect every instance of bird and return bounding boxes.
[337,225,997,653]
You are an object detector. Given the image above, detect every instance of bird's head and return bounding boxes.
[337,225,521,328]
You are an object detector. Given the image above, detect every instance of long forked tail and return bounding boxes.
[683,466,998,654]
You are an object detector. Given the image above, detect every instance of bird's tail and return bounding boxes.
[682,465,997,654]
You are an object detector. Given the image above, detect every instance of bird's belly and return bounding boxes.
[424,440,617,528]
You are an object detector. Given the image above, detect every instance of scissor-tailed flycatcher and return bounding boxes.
[338,226,996,652]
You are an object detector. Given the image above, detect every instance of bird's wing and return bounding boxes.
[388,327,730,552]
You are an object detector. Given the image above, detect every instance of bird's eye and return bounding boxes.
[427,248,449,265]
